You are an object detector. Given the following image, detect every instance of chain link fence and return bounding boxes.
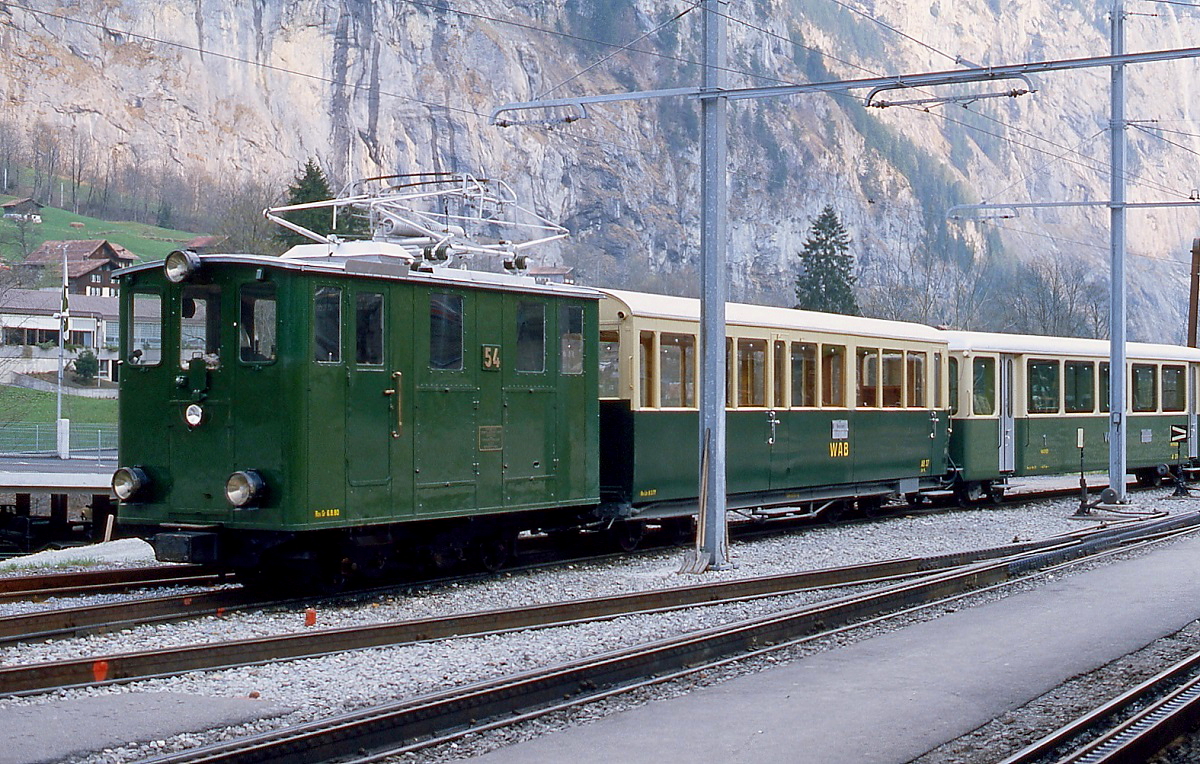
[0,423,118,460]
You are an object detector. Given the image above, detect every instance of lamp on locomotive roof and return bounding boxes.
[164,249,202,283]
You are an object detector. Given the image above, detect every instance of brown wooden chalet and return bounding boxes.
[20,239,136,296]
[1,198,44,222]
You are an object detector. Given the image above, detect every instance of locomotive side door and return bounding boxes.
[345,285,413,520]
[998,354,1016,473]
[501,295,558,507]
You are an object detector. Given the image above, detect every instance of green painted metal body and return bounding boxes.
[117,260,600,541]
[602,405,948,508]
[950,414,1185,481]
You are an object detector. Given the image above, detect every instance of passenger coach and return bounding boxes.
[597,290,951,522]
[943,331,1200,500]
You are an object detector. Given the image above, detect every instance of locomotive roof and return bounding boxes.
[116,251,601,300]
[599,289,949,344]
[940,329,1200,362]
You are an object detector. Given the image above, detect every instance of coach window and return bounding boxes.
[726,338,736,407]
[948,357,960,415]
[516,301,545,373]
[972,357,995,416]
[128,291,163,366]
[599,331,621,398]
[429,294,463,370]
[238,283,276,363]
[791,343,817,407]
[1133,363,1158,412]
[560,305,585,376]
[1163,364,1186,412]
[824,345,846,407]
[356,292,384,366]
[1027,360,1060,414]
[933,352,943,409]
[639,331,656,408]
[857,348,880,408]
[660,332,695,408]
[881,349,904,407]
[1099,363,1111,412]
[1064,361,1095,413]
[907,351,927,408]
[738,338,767,407]
[313,286,341,363]
[180,284,221,369]
[773,341,788,409]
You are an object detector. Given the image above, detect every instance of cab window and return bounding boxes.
[356,292,383,366]
[560,305,584,376]
[313,286,341,363]
[430,294,463,370]
[516,301,545,373]
[127,290,163,367]
[239,283,276,363]
[180,284,221,369]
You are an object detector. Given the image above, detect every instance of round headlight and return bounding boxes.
[112,466,149,502]
[225,470,266,508]
[164,250,201,283]
[184,404,204,427]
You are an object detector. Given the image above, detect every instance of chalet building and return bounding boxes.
[0,287,122,382]
[527,265,576,285]
[20,240,136,297]
[184,235,228,254]
[1,198,44,223]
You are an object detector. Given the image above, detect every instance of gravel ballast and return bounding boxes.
[1,492,1196,764]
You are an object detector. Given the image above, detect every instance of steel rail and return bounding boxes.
[94,513,1200,764]
[999,648,1200,764]
[0,565,222,601]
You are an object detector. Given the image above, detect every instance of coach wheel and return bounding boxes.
[822,501,847,523]
[904,492,926,508]
[609,520,645,552]
[1135,469,1163,488]
[661,517,694,546]
[858,495,886,518]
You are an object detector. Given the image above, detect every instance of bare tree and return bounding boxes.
[66,127,93,215]
[1001,255,1107,338]
[0,120,23,193]
[29,122,62,204]
[212,176,287,254]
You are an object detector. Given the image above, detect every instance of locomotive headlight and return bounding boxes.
[225,470,266,508]
[184,404,204,427]
[164,250,201,283]
[112,466,150,502]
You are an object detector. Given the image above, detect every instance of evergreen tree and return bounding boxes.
[274,159,366,248]
[73,348,99,385]
[794,206,859,315]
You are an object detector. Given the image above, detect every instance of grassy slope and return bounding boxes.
[1,195,201,262]
[0,386,117,424]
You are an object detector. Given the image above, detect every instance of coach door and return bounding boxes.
[998,354,1016,473]
[1191,363,1199,460]
[344,285,413,520]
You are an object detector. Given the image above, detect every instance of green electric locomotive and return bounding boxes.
[113,244,601,583]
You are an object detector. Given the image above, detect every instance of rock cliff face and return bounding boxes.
[4,1,1199,339]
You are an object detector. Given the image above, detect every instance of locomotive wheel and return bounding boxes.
[608,520,645,552]
[472,531,516,573]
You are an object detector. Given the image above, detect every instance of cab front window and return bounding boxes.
[180,285,221,369]
[128,290,162,367]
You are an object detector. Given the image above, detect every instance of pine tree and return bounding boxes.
[274,159,366,248]
[794,206,859,315]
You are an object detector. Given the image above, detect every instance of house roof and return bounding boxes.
[25,240,137,266]
[0,287,118,319]
[1,198,43,210]
[185,235,227,249]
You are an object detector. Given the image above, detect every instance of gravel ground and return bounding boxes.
[1,493,1195,764]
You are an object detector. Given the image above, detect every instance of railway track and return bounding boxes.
[116,510,1200,764]
[0,511,1191,764]
[0,564,225,602]
[999,646,1200,764]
